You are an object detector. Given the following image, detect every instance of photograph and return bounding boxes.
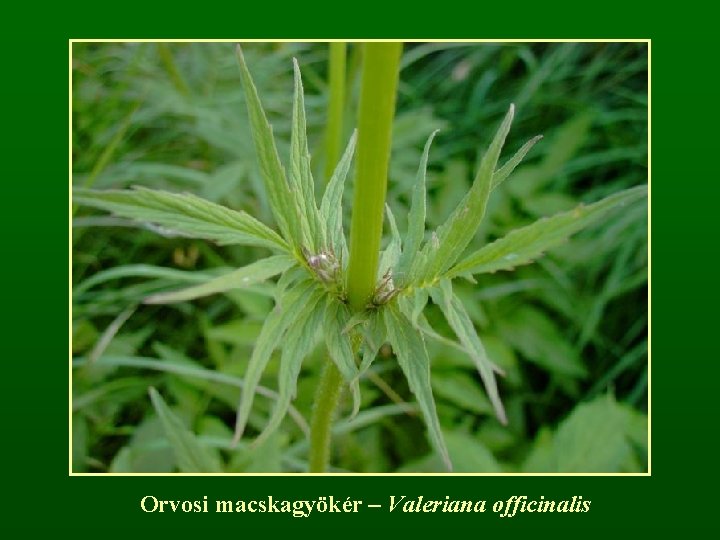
[71,41,649,474]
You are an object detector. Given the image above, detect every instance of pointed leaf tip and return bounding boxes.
[149,387,222,472]
[448,185,648,278]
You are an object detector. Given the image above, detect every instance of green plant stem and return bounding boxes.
[307,42,402,473]
[324,42,347,183]
[346,42,403,311]
[308,361,344,472]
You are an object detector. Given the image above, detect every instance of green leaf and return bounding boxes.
[290,58,323,251]
[448,185,648,277]
[324,298,361,416]
[397,287,429,327]
[256,287,325,444]
[320,130,357,257]
[73,187,287,251]
[520,427,555,472]
[431,279,507,424]
[396,129,439,281]
[528,395,641,473]
[236,45,301,248]
[431,372,494,415]
[274,265,309,302]
[496,305,587,378]
[357,311,384,376]
[398,430,501,473]
[233,279,319,443]
[145,255,295,304]
[414,312,468,356]
[148,387,222,473]
[378,204,402,279]
[412,104,515,285]
[492,135,543,190]
[382,304,451,471]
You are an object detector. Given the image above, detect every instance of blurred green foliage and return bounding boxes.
[72,42,648,473]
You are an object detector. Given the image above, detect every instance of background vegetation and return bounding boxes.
[72,42,648,473]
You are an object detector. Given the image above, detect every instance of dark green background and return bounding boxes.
[4,1,712,533]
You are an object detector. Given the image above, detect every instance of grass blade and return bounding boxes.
[448,185,648,277]
[73,187,287,251]
[148,387,222,473]
[145,255,294,304]
[72,356,309,436]
[73,264,217,297]
[382,304,451,471]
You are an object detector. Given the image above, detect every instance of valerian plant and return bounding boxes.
[73,45,648,472]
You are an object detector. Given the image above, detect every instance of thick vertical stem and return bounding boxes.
[307,42,402,473]
[346,42,403,311]
[308,361,344,472]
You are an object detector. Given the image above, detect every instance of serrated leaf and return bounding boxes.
[431,279,507,424]
[397,287,429,327]
[342,310,370,334]
[396,129,439,281]
[320,130,357,257]
[290,58,323,251]
[148,387,222,473]
[233,279,319,443]
[412,105,515,285]
[256,288,325,444]
[552,395,636,472]
[492,135,543,190]
[357,311,384,376]
[145,255,295,304]
[274,265,308,302]
[378,204,402,279]
[448,185,647,277]
[414,311,469,356]
[382,304,451,471]
[324,298,361,417]
[236,46,302,248]
[73,187,287,251]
